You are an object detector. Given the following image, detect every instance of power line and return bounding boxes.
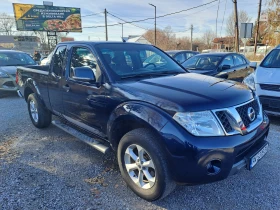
[83,0,218,29]
[81,12,103,17]
[107,12,148,31]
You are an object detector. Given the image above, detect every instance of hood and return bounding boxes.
[0,66,17,75]
[115,73,253,112]
[255,66,280,84]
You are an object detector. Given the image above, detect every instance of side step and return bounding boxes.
[52,120,110,154]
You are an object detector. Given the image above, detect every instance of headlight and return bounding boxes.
[0,71,9,78]
[243,73,255,90]
[173,111,225,136]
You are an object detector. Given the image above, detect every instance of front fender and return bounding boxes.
[107,101,189,156]
[107,101,171,147]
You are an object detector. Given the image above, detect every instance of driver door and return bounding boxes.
[63,46,108,134]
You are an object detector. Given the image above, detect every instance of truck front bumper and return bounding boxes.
[160,113,270,184]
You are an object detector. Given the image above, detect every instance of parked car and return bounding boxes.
[17,42,269,201]
[243,45,280,116]
[181,52,255,82]
[40,51,54,65]
[0,50,36,96]
[166,50,199,63]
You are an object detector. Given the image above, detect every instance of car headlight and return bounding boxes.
[173,111,225,136]
[0,71,9,78]
[243,73,255,91]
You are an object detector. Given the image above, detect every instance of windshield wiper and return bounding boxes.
[4,64,28,66]
[120,71,183,79]
[185,67,198,70]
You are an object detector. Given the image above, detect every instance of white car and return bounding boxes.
[40,51,53,65]
[244,45,280,116]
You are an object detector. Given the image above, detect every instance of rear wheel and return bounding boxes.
[117,128,176,201]
[27,93,52,128]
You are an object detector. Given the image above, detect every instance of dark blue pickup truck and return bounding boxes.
[17,41,270,201]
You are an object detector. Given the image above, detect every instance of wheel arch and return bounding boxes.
[107,101,171,151]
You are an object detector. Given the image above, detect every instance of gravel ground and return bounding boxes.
[0,92,280,210]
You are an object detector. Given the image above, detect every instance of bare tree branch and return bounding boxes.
[0,13,15,35]
[226,10,252,37]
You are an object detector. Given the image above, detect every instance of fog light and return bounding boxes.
[207,160,221,175]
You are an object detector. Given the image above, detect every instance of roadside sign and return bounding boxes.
[13,3,82,32]
[240,23,253,38]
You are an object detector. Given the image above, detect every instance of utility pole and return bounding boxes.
[105,9,108,41]
[254,0,262,55]
[233,0,239,52]
[190,24,193,51]
[149,3,156,46]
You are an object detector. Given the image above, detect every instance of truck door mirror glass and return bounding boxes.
[72,67,96,82]
[249,62,257,70]
[221,65,231,70]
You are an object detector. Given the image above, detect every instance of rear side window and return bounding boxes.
[233,54,245,66]
[174,53,185,63]
[220,56,234,68]
[52,46,67,76]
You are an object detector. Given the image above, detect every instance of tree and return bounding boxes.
[201,29,216,49]
[226,10,252,37]
[0,13,15,35]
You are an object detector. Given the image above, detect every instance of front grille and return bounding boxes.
[259,96,280,112]
[216,111,233,133]
[236,100,260,127]
[260,84,280,92]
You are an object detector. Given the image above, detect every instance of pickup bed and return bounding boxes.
[17,41,270,201]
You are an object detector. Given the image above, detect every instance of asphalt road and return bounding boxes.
[0,92,280,210]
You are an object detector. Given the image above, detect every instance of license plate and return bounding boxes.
[250,144,268,169]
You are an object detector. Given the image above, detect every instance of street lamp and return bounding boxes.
[149,3,156,46]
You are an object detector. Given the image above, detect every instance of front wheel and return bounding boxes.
[27,93,52,128]
[117,128,176,201]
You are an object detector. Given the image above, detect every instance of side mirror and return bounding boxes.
[249,62,257,70]
[73,66,96,82]
[221,65,231,70]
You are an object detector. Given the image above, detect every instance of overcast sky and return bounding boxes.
[3,0,266,41]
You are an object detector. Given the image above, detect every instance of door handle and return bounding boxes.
[63,84,70,92]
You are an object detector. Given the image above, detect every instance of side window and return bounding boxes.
[174,53,185,63]
[52,46,67,76]
[185,52,195,60]
[233,54,245,66]
[220,56,234,68]
[70,47,99,81]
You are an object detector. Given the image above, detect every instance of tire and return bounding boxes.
[117,128,176,201]
[27,93,52,128]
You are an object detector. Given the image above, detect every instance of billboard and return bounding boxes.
[13,3,82,32]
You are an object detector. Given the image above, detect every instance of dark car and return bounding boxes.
[181,52,255,82]
[17,42,269,201]
[166,50,199,64]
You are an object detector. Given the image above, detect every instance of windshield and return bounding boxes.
[95,43,186,80]
[260,49,280,68]
[0,51,36,66]
[182,55,223,70]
